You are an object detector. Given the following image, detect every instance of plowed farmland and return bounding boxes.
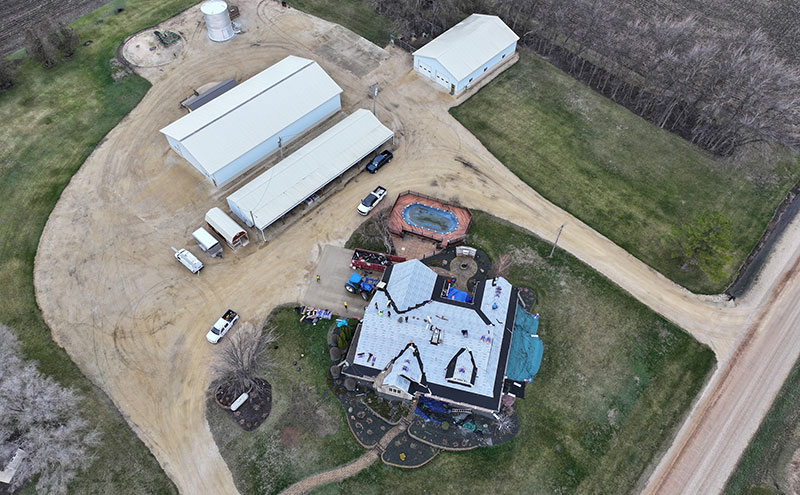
[0,0,107,55]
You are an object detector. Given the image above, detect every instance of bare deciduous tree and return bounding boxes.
[50,24,80,58]
[23,22,58,69]
[212,323,278,397]
[490,253,513,278]
[0,324,101,495]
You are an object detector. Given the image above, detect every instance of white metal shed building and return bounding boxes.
[160,56,343,187]
[205,207,249,249]
[413,14,519,95]
[227,109,393,239]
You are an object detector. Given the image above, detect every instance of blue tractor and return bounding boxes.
[345,272,378,300]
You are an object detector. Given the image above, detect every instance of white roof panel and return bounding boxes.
[413,14,519,81]
[160,56,343,175]
[228,109,393,230]
[385,259,437,311]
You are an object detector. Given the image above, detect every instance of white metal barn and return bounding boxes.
[227,109,394,239]
[160,56,343,187]
[413,14,519,95]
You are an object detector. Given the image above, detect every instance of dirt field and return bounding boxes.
[32,1,800,493]
[0,0,109,55]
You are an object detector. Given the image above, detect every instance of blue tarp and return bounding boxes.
[506,306,544,383]
[447,286,473,303]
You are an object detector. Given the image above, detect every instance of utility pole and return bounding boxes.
[370,83,379,115]
[548,223,566,258]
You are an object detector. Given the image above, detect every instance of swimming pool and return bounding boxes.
[402,203,459,234]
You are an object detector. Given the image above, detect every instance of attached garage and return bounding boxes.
[227,109,393,239]
[413,14,518,95]
[160,56,343,187]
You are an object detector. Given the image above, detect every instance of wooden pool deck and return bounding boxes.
[386,191,471,248]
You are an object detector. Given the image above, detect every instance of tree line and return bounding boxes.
[371,0,800,156]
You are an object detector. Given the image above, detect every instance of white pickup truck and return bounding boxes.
[357,186,387,216]
[206,309,239,344]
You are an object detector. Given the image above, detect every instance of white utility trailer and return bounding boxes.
[192,227,223,257]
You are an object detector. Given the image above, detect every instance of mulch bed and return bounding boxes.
[216,378,272,432]
[408,405,520,450]
[337,390,392,448]
[381,430,440,468]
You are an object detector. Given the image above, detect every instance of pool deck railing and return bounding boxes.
[386,191,472,248]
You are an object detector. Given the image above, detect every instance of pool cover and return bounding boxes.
[402,203,459,234]
[506,305,543,383]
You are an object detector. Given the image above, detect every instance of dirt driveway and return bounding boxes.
[33,1,800,493]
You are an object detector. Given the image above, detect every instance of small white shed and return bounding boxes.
[205,207,249,249]
[413,14,519,95]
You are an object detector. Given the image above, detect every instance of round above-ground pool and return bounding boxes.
[402,203,459,234]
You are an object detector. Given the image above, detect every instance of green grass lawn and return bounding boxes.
[207,307,363,494]
[724,357,800,495]
[450,51,800,294]
[326,211,715,494]
[0,0,211,492]
[288,0,391,46]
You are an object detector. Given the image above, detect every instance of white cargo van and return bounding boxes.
[172,247,204,274]
[192,227,223,257]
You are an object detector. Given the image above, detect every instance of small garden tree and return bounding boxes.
[0,324,101,494]
[212,323,277,398]
[667,211,734,283]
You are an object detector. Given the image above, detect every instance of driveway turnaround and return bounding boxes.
[33,1,800,493]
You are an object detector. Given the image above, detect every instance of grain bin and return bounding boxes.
[201,0,234,42]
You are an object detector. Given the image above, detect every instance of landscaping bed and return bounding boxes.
[381,431,440,469]
[215,379,273,432]
[408,405,520,450]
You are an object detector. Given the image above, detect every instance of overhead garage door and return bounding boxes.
[435,71,450,89]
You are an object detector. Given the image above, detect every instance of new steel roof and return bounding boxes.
[160,56,342,175]
[227,109,393,230]
[413,14,519,81]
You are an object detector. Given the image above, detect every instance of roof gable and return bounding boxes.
[413,14,519,81]
[385,259,437,311]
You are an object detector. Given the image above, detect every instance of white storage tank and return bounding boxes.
[201,0,234,42]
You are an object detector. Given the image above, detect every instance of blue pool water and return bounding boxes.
[402,203,459,234]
